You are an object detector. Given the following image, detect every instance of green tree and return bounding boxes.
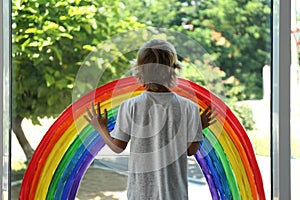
[199,0,271,99]
[12,0,142,162]
[123,0,271,99]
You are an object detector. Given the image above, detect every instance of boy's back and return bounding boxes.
[111,91,202,199]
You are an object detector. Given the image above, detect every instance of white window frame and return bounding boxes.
[1,0,11,199]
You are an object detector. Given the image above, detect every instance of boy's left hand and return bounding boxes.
[200,105,217,129]
[84,102,108,133]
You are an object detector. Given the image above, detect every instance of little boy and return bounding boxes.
[85,39,216,199]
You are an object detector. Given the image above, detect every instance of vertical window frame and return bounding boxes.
[271,0,291,199]
[1,0,11,199]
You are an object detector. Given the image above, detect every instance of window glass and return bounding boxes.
[10,0,271,199]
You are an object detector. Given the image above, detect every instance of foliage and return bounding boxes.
[232,102,255,131]
[12,0,270,160]
[12,0,143,124]
[181,60,254,130]
[123,0,271,100]
[12,0,143,161]
[180,60,245,102]
[121,0,181,27]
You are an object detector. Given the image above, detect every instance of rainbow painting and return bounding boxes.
[19,76,265,200]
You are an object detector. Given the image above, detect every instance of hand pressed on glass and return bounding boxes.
[200,105,217,129]
[84,102,127,153]
[84,102,108,134]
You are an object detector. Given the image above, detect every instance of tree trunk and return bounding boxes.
[12,115,34,163]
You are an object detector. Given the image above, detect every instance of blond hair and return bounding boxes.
[135,39,181,90]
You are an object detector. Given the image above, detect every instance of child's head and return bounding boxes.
[135,39,181,90]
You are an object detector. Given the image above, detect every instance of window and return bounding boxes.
[0,0,295,199]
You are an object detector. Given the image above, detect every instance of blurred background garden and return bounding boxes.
[10,0,300,199]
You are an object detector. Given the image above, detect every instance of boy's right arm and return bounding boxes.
[94,125,128,153]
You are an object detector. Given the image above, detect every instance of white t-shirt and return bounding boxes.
[110,91,202,200]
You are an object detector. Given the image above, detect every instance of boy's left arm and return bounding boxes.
[84,102,128,153]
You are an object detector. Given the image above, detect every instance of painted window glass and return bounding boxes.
[10,0,272,199]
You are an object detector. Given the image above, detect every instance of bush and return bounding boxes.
[180,60,255,131]
[232,102,255,131]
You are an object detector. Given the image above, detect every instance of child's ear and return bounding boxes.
[173,62,182,69]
